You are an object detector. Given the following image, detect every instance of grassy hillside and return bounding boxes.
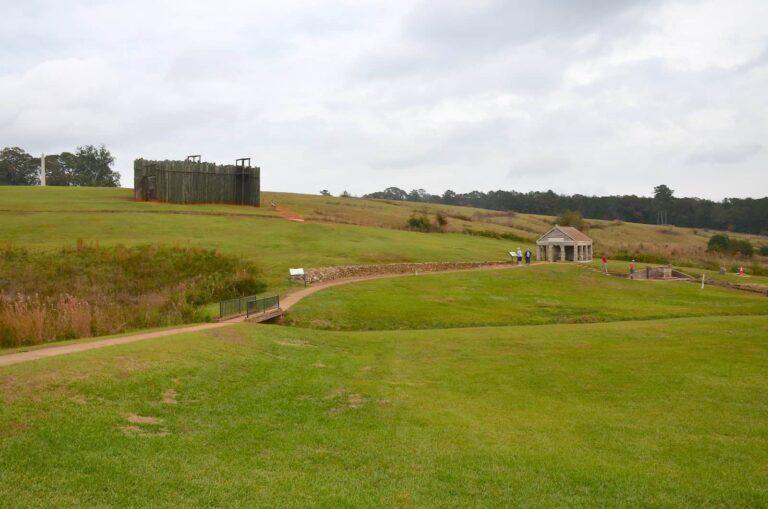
[284,264,768,330]
[2,317,767,507]
[3,187,766,275]
[0,187,525,290]
[2,186,767,507]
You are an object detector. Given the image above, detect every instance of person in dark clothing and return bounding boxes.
[524,249,532,265]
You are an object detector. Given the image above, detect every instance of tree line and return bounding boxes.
[0,145,120,187]
[363,185,768,235]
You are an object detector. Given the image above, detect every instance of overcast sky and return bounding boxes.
[2,0,767,199]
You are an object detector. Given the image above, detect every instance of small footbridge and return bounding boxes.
[218,294,283,323]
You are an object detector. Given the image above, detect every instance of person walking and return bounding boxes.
[629,259,636,279]
[525,249,532,265]
[601,254,608,272]
[516,248,523,265]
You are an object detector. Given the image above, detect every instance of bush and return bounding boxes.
[556,210,584,229]
[406,215,433,232]
[707,234,753,256]
[707,234,730,253]
[760,245,768,256]
[730,239,754,257]
[406,213,449,233]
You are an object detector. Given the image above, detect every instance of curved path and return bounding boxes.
[0,262,538,367]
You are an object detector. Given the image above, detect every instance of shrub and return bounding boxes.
[760,245,768,256]
[556,210,584,229]
[730,239,754,257]
[406,213,449,233]
[707,234,753,256]
[707,234,730,253]
[406,215,433,232]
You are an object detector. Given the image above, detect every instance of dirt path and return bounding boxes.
[272,205,305,222]
[0,262,540,367]
[0,318,246,368]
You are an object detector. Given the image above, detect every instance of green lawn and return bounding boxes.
[0,187,521,289]
[1,316,767,507]
[284,264,768,330]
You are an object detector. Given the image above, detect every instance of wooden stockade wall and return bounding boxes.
[133,158,260,206]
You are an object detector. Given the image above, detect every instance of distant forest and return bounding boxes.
[363,186,768,235]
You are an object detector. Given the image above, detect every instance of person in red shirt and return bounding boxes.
[601,254,608,272]
[629,259,636,279]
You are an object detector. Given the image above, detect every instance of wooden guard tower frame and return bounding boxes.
[134,156,260,206]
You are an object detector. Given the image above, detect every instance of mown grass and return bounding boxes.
[284,264,768,330]
[1,316,767,507]
[0,187,522,290]
[2,187,765,289]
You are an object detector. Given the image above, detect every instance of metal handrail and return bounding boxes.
[219,294,280,319]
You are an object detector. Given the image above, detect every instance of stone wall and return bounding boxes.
[304,260,515,283]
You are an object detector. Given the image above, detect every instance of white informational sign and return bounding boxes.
[289,268,305,277]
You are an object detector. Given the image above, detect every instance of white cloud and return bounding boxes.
[0,0,767,199]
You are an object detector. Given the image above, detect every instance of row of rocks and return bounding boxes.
[304,260,514,283]
[701,277,768,296]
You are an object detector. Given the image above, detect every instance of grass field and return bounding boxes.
[1,317,767,507]
[284,264,768,330]
[2,187,765,289]
[2,186,767,507]
[0,187,524,289]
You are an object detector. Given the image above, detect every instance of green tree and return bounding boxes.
[0,147,40,185]
[61,145,120,187]
[44,154,74,186]
[654,184,674,225]
[556,210,584,229]
[319,189,331,196]
[707,234,730,253]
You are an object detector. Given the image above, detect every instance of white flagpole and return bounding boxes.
[40,153,46,186]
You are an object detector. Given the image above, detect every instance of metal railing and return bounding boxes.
[246,295,280,318]
[219,294,280,319]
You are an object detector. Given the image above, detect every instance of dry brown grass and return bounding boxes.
[0,294,127,347]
